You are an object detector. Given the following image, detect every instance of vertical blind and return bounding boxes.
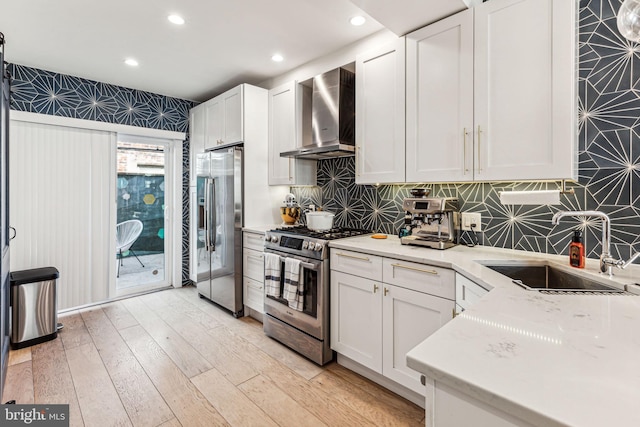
[9,120,114,310]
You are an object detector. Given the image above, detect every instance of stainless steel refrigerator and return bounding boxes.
[195,145,243,317]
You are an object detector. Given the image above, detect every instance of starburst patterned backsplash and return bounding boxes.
[6,63,196,283]
[293,1,640,264]
[7,64,194,131]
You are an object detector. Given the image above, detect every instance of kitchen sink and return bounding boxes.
[482,262,627,294]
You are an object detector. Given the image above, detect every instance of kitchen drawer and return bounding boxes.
[455,273,488,311]
[243,231,265,252]
[243,248,264,282]
[243,276,264,313]
[382,258,454,300]
[330,249,383,281]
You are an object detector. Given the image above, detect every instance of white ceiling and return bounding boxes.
[0,0,383,101]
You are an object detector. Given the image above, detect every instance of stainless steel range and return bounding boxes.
[263,226,370,365]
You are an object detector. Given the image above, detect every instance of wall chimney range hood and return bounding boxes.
[280,68,355,160]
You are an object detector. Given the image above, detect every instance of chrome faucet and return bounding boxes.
[550,210,639,276]
[619,251,640,269]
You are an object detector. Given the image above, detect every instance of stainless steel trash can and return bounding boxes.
[10,267,59,349]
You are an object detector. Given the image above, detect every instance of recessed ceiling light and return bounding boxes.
[350,16,366,26]
[124,58,139,67]
[271,54,284,62]
[168,14,185,25]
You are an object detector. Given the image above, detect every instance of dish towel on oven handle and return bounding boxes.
[264,253,282,298]
[283,258,304,311]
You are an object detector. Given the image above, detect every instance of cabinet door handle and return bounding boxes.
[288,158,293,182]
[384,287,389,296]
[356,145,360,177]
[463,128,469,174]
[336,252,370,262]
[391,263,438,275]
[373,284,379,293]
[477,126,482,174]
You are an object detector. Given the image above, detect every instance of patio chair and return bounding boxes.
[116,219,145,278]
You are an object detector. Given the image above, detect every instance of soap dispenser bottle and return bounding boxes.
[568,229,585,268]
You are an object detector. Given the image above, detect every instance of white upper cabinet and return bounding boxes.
[406,10,473,183]
[269,82,295,186]
[221,85,243,145]
[204,85,244,150]
[189,84,284,227]
[474,0,575,181]
[406,0,575,182]
[204,97,222,150]
[356,38,406,185]
[268,81,316,186]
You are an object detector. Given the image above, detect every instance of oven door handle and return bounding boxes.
[274,255,318,271]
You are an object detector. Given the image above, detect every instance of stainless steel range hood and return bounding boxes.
[280,67,355,160]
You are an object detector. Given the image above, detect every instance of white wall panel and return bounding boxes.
[9,120,114,310]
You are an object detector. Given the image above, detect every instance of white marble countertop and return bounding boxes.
[242,225,273,234]
[328,235,640,427]
[242,224,302,234]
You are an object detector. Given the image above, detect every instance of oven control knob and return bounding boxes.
[270,235,279,243]
[314,242,323,251]
[264,232,271,242]
[302,241,309,250]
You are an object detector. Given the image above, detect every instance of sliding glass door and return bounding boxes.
[10,121,180,309]
[115,135,173,296]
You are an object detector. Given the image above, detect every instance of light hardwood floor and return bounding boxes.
[2,286,425,427]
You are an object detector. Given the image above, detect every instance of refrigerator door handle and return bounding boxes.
[202,178,217,252]
[203,178,212,252]
[210,178,217,252]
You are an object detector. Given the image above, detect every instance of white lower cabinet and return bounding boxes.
[243,277,264,314]
[331,270,383,372]
[330,250,454,396]
[383,285,454,395]
[242,231,265,314]
[455,273,489,312]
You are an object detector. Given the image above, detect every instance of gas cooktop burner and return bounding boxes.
[272,226,371,241]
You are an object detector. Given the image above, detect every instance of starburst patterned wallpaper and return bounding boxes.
[293,0,640,263]
[6,63,196,283]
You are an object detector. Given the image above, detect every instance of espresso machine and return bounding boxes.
[399,196,460,250]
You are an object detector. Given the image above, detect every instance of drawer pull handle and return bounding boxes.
[391,263,438,275]
[247,254,263,261]
[336,252,370,262]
